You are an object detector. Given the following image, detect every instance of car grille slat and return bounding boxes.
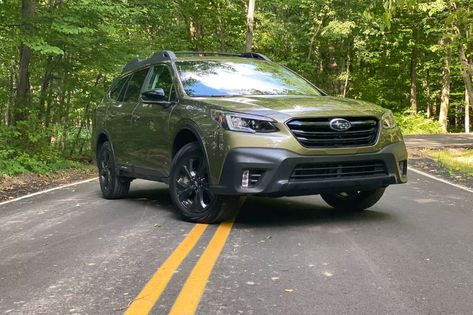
[290,161,387,181]
[294,163,385,172]
[287,117,379,148]
[297,135,374,143]
[291,128,376,136]
[291,169,385,178]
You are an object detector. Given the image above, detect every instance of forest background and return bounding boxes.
[0,0,472,176]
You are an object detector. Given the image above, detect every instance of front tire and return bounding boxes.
[169,142,238,223]
[97,141,130,199]
[321,187,386,211]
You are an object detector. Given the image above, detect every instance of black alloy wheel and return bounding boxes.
[175,155,215,213]
[170,142,238,223]
[97,141,130,199]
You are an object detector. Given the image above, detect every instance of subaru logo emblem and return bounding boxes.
[329,118,351,131]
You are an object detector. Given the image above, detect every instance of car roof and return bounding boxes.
[122,51,270,73]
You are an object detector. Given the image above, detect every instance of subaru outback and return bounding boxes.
[92,51,408,223]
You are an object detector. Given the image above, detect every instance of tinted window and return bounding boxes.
[148,65,176,101]
[122,68,149,102]
[176,60,321,97]
[109,75,129,101]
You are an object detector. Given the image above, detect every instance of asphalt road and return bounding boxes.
[1,171,473,315]
[404,133,473,149]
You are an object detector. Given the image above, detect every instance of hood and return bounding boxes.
[195,95,387,122]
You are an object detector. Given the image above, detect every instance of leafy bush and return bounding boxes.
[0,122,88,177]
[394,111,444,135]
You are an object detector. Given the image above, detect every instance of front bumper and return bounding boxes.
[209,141,408,196]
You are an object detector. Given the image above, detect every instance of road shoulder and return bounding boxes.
[406,133,473,190]
[0,165,97,202]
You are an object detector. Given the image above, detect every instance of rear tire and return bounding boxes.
[169,142,238,223]
[321,187,386,211]
[97,141,130,199]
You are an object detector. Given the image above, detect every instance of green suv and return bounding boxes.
[93,51,407,223]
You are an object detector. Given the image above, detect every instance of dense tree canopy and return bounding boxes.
[0,0,472,174]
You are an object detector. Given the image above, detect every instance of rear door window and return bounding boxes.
[122,68,150,102]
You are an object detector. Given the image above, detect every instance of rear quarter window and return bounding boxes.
[122,68,150,102]
[109,76,130,101]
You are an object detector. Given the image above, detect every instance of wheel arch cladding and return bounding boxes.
[172,126,218,185]
[172,128,200,157]
[96,133,109,158]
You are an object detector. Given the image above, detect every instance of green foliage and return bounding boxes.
[24,37,64,55]
[0,150,82,176]
[394,112,444,135]
[321,20,356,40]
[0,123,85,176]
[0,0,472,179]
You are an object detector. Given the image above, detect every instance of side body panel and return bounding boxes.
[129,62,181,178]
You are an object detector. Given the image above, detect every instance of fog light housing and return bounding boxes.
[242,170,250,188]
[399,160,407,176]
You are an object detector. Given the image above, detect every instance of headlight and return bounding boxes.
[211,110,278,133]
[381,111,397,129]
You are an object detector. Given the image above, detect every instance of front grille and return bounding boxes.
[287,117,379,148]
[290,161,387,182]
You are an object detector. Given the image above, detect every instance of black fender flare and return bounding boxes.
[171,121,214,185]
[95,129,116,162]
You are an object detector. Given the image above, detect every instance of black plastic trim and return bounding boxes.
[209,145,407,197]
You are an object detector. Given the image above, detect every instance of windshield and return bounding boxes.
[176,60,321,97]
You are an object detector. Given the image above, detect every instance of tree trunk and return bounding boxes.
[6,62,17,125]
[14,0,35,124]
[466,16,471,134]
[188,17,199,51]
[44,85,53,128]
[409,41,418,113]
[60,90,72,155]
[458,44,473,119]
[39,56,53,123]
[342,45,350,98]
[307,20,323,60]
[425,71,432,118]
[439,45,451,133]
[466,87,470,133]
[245,0,256,52]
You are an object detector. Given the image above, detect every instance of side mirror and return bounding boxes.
[141,88,167,103]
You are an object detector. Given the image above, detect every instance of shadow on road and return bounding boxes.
[123,186,175,214]
[237,196,393,227]
[101,182,393,226]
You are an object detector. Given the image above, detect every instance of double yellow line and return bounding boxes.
[124,218,236,315]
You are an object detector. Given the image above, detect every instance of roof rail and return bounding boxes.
[122,50,270,73]
[175,51,271,61]
[174,51,242,57]
[239,52,271,61]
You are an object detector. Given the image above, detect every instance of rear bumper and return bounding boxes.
[209,141,408,196]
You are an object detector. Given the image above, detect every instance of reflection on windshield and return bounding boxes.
[176,61,321,97]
